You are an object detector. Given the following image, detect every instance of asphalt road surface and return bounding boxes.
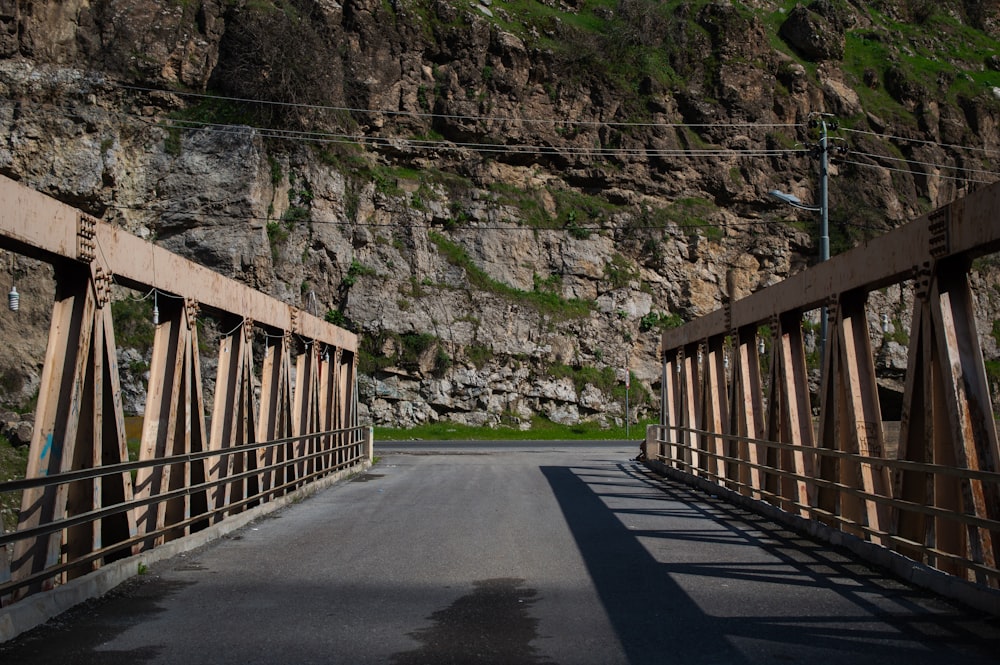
[2,441,999,664]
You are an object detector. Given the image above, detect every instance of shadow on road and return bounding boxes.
[541,462,1000,665]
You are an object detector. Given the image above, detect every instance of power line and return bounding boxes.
[840,158,999,184]
[104,201,790,233]
[147,114,807,159]
[118,84,804,130]
[842,126,1000,157]
[13,97,1000,174]
[846,148,1000,179]
[4,98,995,246]
[8,86,1000,164]
[0,95,807,163]
[4,95,808,159]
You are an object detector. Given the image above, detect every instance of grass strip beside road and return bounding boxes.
[375,417,656,441]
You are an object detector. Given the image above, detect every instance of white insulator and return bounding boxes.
[8,286,18,312]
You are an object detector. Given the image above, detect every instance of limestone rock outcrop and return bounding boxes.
[0,0,998,428]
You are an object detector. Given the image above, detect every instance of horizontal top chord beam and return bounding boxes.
[0,175,355,351]
[663,181,1000,350]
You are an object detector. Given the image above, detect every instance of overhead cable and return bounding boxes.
[841,126,1000,157]
[119,84,803,130]
[846,149,1000,178]
[839,158,998,184]
[148,116,807,158]
[104,201,788,232]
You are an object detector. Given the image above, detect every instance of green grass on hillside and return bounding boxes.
[428,231,593,319]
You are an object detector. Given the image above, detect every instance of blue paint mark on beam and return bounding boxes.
[40,433,53,476]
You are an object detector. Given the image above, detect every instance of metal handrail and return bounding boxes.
[648,423,1000,583]
[0,433,367,597]
[0,428,367,548]
[659,424,1000,483]
[0,425,368,494]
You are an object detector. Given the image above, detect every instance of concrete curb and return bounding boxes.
[644,459,1000,616]
[0,461,370,643]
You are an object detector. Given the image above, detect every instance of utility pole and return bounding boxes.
[625,351,630,439]
[817,116,831,365]
[769,112,845,369]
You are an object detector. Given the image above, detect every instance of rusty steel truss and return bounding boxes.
[0,175,365,607]
[650,181,1000,590]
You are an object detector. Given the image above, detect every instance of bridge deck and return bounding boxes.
[2,442,998,664]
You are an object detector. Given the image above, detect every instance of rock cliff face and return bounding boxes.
[0,0,999,428]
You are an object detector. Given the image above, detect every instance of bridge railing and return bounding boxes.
[0,175,366,609]
[0,424,369,602]
[646,422,1000,585]
[650,180,1000,590]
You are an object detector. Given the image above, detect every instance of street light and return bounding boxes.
[767,190,819,211]
[769,114,835,370]
[770,185,830,368]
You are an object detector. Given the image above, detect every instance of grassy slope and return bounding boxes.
[470,0,999,121]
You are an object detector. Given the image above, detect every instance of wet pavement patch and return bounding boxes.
[390,577,555,665]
